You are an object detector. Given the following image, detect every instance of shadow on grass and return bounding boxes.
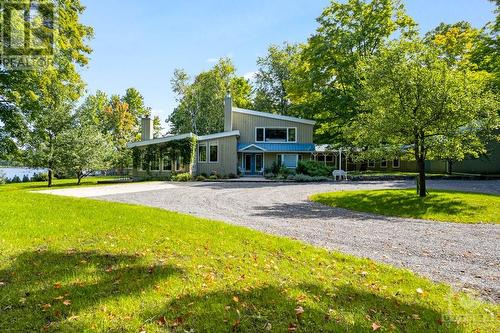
[312,191,485,221]
[140,283,463,332]
[0,250,182,331]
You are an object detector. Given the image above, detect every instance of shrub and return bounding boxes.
[287,174,329,182]
[196,175,206,181]
[32,172,48,182]
[172,172,192,182]
[270,161,282,175]
[208,175,218,180]
[200,173,208,178]
[22,175,31,182]
[296,160,333,177]
[228,173,238,179]
[0,171,5,185]
[210,171,219,179]
[264,173,275,179]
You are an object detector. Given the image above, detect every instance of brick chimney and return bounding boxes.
[141,116,153,141]
[224,93,232,132]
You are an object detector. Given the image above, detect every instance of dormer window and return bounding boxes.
[255,127,297,143]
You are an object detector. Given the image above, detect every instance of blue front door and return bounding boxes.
[244,153,263,175]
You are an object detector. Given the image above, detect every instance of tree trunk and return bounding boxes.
[48,169,53,187]
[77,173,82,185]
[417,157,426,197]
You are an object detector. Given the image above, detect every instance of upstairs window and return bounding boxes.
[265,128,287,141]
[256,128,264,142]
[255,127,298,142]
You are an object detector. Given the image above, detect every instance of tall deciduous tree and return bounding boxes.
[0,0,93,186]
[54,125,113,185]
[349,39,499,197]
[168,58,252,135]
[253,43,300,115]
[287,0,416,143]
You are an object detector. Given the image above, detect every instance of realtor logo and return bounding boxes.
[0,0,56,70]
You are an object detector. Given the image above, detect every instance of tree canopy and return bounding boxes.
[348,38,499,196]
[168,58,252,135]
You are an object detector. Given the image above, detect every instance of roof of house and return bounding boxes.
[127,131,241,148]
[232,107,316,125]
[198,130,240,141]
[238,143,316,153]
[127,133,195,148]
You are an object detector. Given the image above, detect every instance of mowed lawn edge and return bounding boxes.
[0,181,498,332]
[310,189,500,224]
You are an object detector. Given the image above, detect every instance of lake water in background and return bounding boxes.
[0,167,47,180]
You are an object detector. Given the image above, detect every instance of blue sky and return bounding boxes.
[80,0,497,130]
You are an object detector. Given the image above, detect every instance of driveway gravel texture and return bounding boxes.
[88,179,499,302]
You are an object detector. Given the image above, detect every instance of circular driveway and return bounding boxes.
[92,179,500,302]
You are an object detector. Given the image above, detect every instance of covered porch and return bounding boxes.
[237,143,316,176]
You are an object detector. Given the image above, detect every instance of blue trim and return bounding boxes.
[238,143,315,153]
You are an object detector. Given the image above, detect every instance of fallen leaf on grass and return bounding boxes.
[288,323,298,331]
[41,303,51,311]
[156,316,166,326]
[232,296,239,303]
[53,282,62,289]
[416,288,424,295]
[63,300,71,306]
[372,322,381,331]
[295,306,304,318]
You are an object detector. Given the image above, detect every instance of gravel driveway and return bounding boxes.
[91,179,500,302]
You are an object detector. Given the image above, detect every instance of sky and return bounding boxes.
[79,0,497,130]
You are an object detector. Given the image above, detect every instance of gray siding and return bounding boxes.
[196,135,238,176]
[232,112,314,143]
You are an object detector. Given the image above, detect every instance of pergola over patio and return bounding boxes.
[312,145,349,172]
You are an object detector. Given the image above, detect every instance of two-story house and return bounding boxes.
[128,94,316,177]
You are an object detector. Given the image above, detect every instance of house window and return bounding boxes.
[381,159,387,168]
[265,128,287,142]
[209,142,218,163]
[256,127,298,143]
[141,152,148,171]
[256,128,264,142]
[150,155,160,171]
[317,155,325,162]
[326,155,334,163]
[393,158,400,168]
[278,154,298,168]
[162,156,171,171]
[175,156,183,171]
[198,144,207,163]
[368,160,375,168]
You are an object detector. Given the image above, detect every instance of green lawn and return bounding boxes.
[310,189,500,224]
[0,181,498,332]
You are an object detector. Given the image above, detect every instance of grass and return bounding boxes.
[348,171,446,177]
[0,182,498,332]
[310,189,500,224]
